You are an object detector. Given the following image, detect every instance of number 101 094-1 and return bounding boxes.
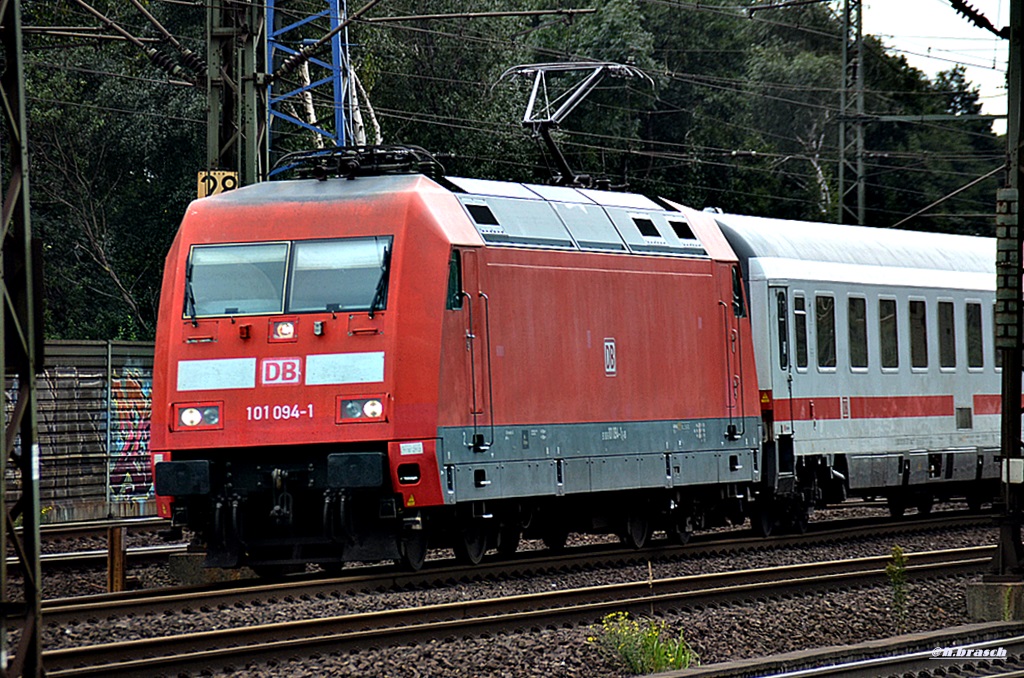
[246,404,314,421]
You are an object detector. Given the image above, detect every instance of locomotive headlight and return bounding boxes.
[179,407,203,427]
[362,399,383,418]
[173,402,224,431]
[339,396,387,422]
[273,320,295,339]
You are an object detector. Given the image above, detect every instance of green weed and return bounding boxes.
[588,610,698,674]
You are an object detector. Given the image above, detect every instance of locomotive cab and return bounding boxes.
[151,174,478,571]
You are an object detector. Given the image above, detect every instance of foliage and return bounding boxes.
[24,0,204,340]
[589,611,698,674]
[885,545,909,634]
[19,1,1003,339]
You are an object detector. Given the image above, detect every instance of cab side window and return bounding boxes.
[446,250,463,310]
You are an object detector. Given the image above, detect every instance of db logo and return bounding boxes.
[261,358,302,385]
[604,338,617,377]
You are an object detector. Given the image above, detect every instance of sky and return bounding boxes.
[863,0,1009,131]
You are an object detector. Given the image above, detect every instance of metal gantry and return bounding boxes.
[0,0,43,674]
[837,0,865,225]
[207,0,268,186]
[268,0,360,169]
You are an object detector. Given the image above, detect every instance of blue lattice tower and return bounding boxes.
[267,0,358,173]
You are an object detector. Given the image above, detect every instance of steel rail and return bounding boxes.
[42,547,992,676]
[40,512,992,626]
[35,544,183,568]
[32,517,169,540]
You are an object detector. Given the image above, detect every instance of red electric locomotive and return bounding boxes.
[151,148,764,572]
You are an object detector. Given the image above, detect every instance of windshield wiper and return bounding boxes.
[185,260,198,326]
[368,245,391,319]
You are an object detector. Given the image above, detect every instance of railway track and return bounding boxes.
[674,622,1024,677]
[39,516,991,626]
[40,511,991,626]
[41,545,991,676]
[34,517,170,541]
[22,508,989,577]
[7,517,182,572]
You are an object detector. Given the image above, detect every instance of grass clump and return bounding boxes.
[885,544,908,634]
[589,611,698,674]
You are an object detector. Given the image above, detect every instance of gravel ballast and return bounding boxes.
[32,521,997,677]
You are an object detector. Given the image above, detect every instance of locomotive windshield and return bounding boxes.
[185,236,392,318]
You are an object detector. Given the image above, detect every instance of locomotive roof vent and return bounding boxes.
[456,189,706,259]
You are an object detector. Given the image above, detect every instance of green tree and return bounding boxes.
[25,0,205,339]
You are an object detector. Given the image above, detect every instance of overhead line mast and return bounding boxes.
[0,0,43,674]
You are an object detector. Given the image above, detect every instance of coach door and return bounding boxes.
[769,288,794,430]
[768,286,799,479]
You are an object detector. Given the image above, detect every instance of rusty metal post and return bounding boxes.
[106,526,126,593]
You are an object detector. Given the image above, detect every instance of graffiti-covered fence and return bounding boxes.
[11,341,156,522]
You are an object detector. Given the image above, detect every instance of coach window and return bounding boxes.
[966,301,983,369]
[793,294,808,369]
[446,250,463,310]
[879,298,899,370]
[816,294,836,370]
[937,301,956,369]
[848,296,868,370]
[910,299,928,369]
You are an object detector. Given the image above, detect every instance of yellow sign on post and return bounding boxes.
[197,170,239,198]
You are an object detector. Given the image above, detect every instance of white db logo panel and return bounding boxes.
[604,338,617,376]
[261,358,302,385]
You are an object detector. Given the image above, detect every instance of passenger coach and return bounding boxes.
[718,215,1000,520]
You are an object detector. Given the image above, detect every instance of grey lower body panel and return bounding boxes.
[437,416,760,505]
[845,446,1000,491]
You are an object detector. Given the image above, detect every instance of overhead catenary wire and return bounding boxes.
[32,0,1002,225]
[127,0,206,74]
[67,0,197,83]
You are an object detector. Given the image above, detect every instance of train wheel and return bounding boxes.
[966,493,985,512]
[398,530,428,571]
[453,521,488,565]
[542,524,569,552]
[887,496,906,518]
[789,506,810,534]
[751,505,775,538]
[915,495,933,515]
[620,512,651,550]
[496,524,521,558]
[667,515,693,545]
